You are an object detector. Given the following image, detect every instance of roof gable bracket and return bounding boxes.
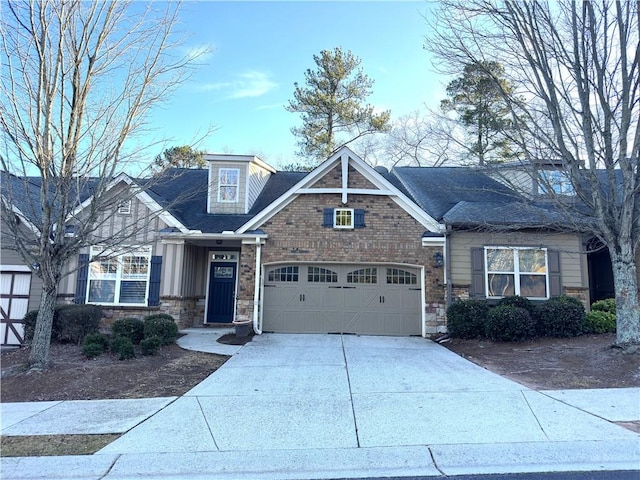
[341,153,349,204]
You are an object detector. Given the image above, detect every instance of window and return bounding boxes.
[267,266,299,282]
[538,171,574,195]
[323,208,365,228]
[308,266,338,283]
[347,267,377,284]
[87,246,152,305]
[334,209,354,229]
[218,168,239,203]
[485,247,548,299]
[117,200,131,214]
[386,268,417,285]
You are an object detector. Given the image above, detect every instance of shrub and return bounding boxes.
[534,296,585,337]
[82,342,105,359]
[584,311,616,334]
[144,315,178,345]
[485,305,538,342]
[446,299,489,339]
[591,298,616,315]
[83,333,109,351]
[141,335,162,356]
[22,310,39,344]
[22,305,101,345]
[497,295,534,314]
[110,335,136,360]
[111,317,145,344]
[53,304,102,345]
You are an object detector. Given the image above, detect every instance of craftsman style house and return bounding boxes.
[1,147,629,345]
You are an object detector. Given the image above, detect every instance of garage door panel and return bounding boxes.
[263,264,422,336]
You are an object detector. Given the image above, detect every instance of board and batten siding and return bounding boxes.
[449,231,585,289]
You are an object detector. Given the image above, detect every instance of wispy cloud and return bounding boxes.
[184,44,214,62]
[198,71,278,99]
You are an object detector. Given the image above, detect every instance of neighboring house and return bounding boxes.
[1,175,44,345]
[1,146,633,345]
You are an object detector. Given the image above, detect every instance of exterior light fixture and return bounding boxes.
[433,252,444,268]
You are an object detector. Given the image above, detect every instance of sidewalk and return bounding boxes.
[1,329,639,480]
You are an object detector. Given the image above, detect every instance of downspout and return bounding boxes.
[445,227,452,307]
[253,236,263,334]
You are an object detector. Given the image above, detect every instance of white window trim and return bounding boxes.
[334,208,354,229]
[117,200,132,214]
[218,168,240,203]
[484,246,550,300]
[86,245,152,306]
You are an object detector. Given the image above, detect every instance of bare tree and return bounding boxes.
[0,1,207,368]
[427,1,639,346]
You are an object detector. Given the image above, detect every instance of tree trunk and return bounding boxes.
[28,286,57,369]
[610,251,640,346]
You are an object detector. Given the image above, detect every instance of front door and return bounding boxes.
[206,262,237,323]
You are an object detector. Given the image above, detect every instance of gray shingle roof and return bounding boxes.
[392,167,521,221]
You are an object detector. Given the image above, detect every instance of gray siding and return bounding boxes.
[449,231,585,288]
[247,163,272,211]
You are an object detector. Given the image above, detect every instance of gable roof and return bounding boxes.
[238,146,443,233]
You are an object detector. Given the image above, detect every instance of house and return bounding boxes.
[1,146,631,345]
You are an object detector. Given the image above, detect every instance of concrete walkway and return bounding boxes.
[1,329,639,479]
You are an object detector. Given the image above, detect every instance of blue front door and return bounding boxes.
[206,262,237,323]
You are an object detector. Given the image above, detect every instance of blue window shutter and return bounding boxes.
[74,254,90,304]
[323,208,333,227]
[148,256,162,306]
[548,250,562,297]
[470,248,485,299]
[354,209,366,228]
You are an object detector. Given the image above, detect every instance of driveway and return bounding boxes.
[97,333,637,454]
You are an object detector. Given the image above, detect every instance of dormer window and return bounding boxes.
[218,168,239,203]
[538,170,574,195]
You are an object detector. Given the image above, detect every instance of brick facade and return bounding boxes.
[237,181,447,333]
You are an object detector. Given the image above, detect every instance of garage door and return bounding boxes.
[1,270,32,346]
[262,264,422,336]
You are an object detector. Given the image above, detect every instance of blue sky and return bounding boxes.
[146,1,445,168]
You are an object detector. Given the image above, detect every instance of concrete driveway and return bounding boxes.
[3,332,638,479]
[97,333,637,454]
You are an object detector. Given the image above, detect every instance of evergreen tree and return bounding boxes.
[286,47,390,164]
[441,61,518,165]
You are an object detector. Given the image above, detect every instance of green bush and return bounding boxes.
[584,311,616,334]
[110,335,136,360]
[144,315,178,345]
[591,298,616,314]
[82,342,105,359]
[497,295,534,314]
[53,304,102,345]
[485,305,538,342]
[22,305,101,345]
[83,333,109,351]
[534,296,585,337]
[141,335,162,356]
[111,317,145,345]
[22,310,39,344]
[446,299,489,339]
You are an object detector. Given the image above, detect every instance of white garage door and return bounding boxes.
[262,264,422,336]
[1,270,32,345]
